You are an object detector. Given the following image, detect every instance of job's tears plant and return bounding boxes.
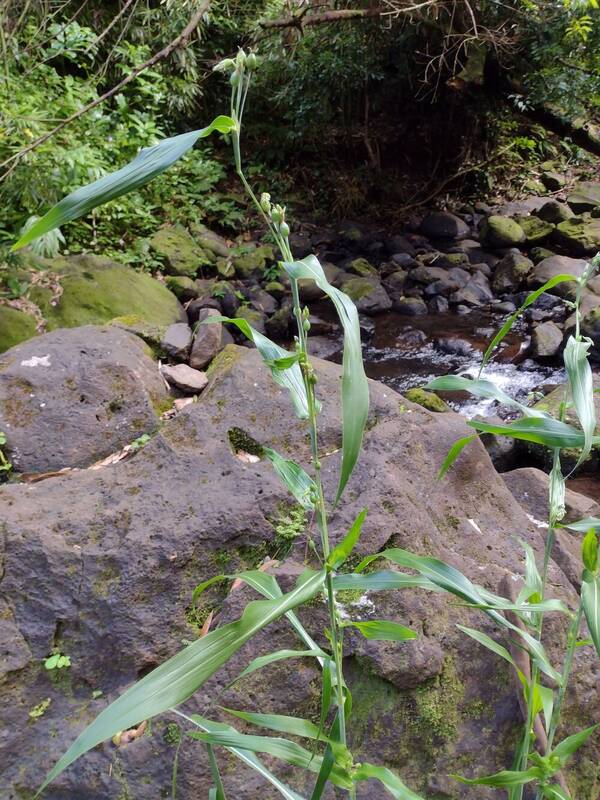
[14,51,599,799]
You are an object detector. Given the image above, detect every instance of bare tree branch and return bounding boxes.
[0,0,211,174]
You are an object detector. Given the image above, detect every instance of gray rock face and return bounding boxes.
[531,320,564,358]
[161,322,193,361]
[449,276,493,306]
[0,326,168,473]
[567,180,600,213]
[1,345,598,799]
[420,212,469,239]
[394,296,428,315]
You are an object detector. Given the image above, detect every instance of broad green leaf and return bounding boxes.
[346,620,417,641]
[353,763,425,799]
[563,517,600,533]
[232,648,326,684]
[538,685,555,735]
[204,316,310,418]
[479,274,578,373]
[582,574,600,657]
[551,724,599,763]
[467,416,599,449]
[564,336,596,468]
[222,708,328,741]
[327,508,367,569]
[316,657,332,752]
[283,255,369,503]
[187,726,353,789]
[263,447,317,510]
[332,570,438,593]
[425,376,543,417]
[266,354,301,369]
[582,529,599,573]
[13,116,236,250]
[310,712,340,800]
[437,434,479,479]
[452,768,543,787]
[180,712,306,800]
[36,570,325,795]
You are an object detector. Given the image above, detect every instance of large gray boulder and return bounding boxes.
[0,326,169,473]
[1,346,598,799]
[528,255,589,298]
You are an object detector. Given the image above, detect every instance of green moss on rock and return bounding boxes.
[482,215,526,247]
[341,277,377,301]
[149,224,212,276]
[0,306,37,353]
[405,388,450,412]
[349,257,378,277]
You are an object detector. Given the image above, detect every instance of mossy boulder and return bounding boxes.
[164,275,199,302]
[481,215,526,247]
[405,387,450,412]
[189,222,230,258]
[340,277,392,314]
[348,257,378,277]
[515,215,554,244]
[554,215,600,256]
[232,244,275,278]
[0,306,37,353]
[149,224,213,276]
[28,255,185,339]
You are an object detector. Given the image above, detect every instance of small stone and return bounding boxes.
[405,388,449,412]
[449,277,493,306]
[531,321,563,359]
[492,252,533,293]
[347,257,378,277]
[394,296,427,316]
[540,171,565,191]
[428,296,449,313]
[248,287,278,315]
[420,212,469,239]
[340,277,392,315]
[264,281,286,299]
[161,323,193,361]
[161,364,208,393]
[190,309,226,370]
[215,258,235,279]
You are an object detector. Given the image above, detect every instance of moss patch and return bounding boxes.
[0,306,37,353]
[405,388,449,413]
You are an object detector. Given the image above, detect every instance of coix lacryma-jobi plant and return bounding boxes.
[13,50,600,799]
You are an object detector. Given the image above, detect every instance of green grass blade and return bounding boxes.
[437,434,479,479]
[13,116,236,250]
[452,768,543,787]
[331,571,438,592]
[582,574,600,658]
[204,316,310,418]
[353,763,425,799]
[282,255,369,503]
[346,620,417,641]
[479,274,577,374]
[426,376,542,417]
[551,724,599,763]
[222,708,328,741]
[36,570,325,796]
[232,648,326,685]
[207,744,228,800]
[467,416,597,449]
[563,517,600,533]
[263,447,317,510]
[456,625,518,670]
[327,508,367,569]
[180,713,307,800]
[564,335,596,469]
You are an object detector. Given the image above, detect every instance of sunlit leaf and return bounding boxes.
[13,116,236,250]
[222,708,329,741]
[564,336,596,468]
[452,767,543,787]
[551,723,599,763]
[232,648,326,685]
[353,763,425,799]
[467,416,599,449]
[346,619,417,642]
[426,376,543,417]
[282,255,369,503]
[563,517,600,533]
[331,570,438,593]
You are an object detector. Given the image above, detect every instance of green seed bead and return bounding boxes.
[280,221,290,237]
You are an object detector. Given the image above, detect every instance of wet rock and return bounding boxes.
[0,306,37,354]
[165,275,200,302]
[554,215,600,256]
[306,335,340,360]
[233,244,275,278]
[391,252,418,269]
[161,323,193,361]
[528,255,588,298]
[1,346,597,798]
[189,222,230,258]
[492,251,534,293]
[387,234,417,257]
[481,215,526,248]
[582,306,600,361]
[235,305,267,334]
[248,287,278,316]
[410,266,452,285]
[287,231,312,259]
[340,277,392,315]
[529,246,557,263]
[428,295,449,313]
[567,180,600,213]
[149,224,212,276]
[420,211,469,239]
[536,200,574,224]
[186,296,222,327]
[28,255,186,340]
[189,309,229,370]
[540,171,566,191]
[531,321,563,359]
[0,326,168,473]
[394,296,427,316]
[383,269,408,302]
[263,280,286,299]
[449,276,493,307]
[434,336,474,357]
[495,301,517,313]
[265,303,293,339]
[346,257,378,277]
[161,363,208,393]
